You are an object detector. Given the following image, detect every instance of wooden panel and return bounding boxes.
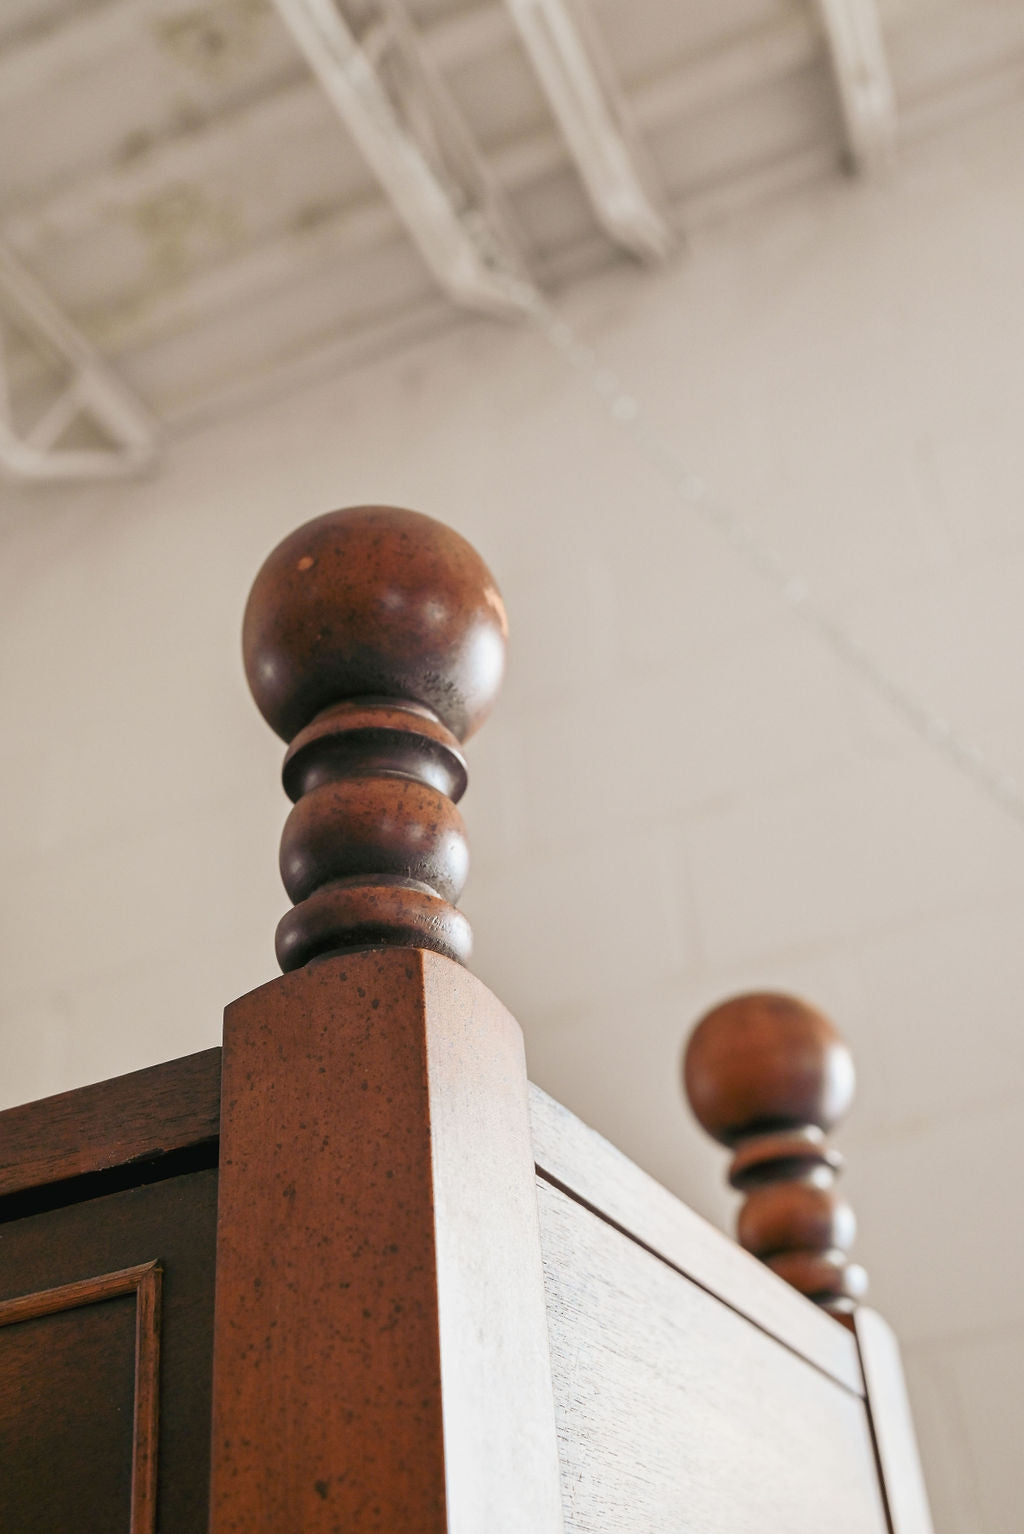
[0,1048,221,1197]
[536,1176,889,1534]
[0,1167,218,1534]
[0,1262,161,1532]
[0,1290,135,1531]
[210,949,562,1534]
[529,1082,863,1395]
[856,1309,935,1534]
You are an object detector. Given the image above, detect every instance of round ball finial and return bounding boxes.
[682,991,866,1316]
[243,505,508,743]
[244,505,507,971]
[683,991,855,1148]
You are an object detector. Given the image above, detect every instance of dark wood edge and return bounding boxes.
[0,1259,158,1325]
[528,1083,865,1397]
[0,1048,222,1198]
[0,1260,163,1534]
[132,1262,162,1534]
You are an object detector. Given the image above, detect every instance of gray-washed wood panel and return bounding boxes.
[537,1175,889,1534]
[529,1083,862,1394]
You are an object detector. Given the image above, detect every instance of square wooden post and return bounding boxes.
[208,948,564,1533]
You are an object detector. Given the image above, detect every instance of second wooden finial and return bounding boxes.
[242,505,508,972]
[683,992,867,1317]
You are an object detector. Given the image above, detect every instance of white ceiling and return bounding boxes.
[1,0,1023,451]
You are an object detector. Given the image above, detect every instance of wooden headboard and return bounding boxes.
[0,506,933,1532]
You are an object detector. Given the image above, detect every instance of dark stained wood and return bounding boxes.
[0,1257,160,1326]
[683,991,868,1314]
[209,947,562,1534]
[210,951,444,1532]
[279,758,469,903]
[0,1047,221,1199]
[529,1083,864,1395]
[241,506,508,969]
[132,1259,162,1533]
[0,1286,137,1532]
[856,1309,936,1534]
[684,991,855,1143]
[215,506,564,1529]
[242,505,508,744]
[0,1168,218,1534]
[0,1261,162,1531]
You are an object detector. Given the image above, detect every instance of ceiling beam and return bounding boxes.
[503,0,671,259]
[4,12,816,264]
[0,243,157,482]
[815,0,897,171]
[269,0,531,313]
[5,11,829,373]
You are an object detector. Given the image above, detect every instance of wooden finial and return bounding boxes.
[243,505,508,971]
[683,992,867,1317]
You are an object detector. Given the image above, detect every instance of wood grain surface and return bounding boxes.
[422,955,564,1534]
[529,1084,863,1394]
[0,1169,217,1534]
[0,1261,162,1532]
[0,1048,221,1197]
[0,1286,138,1532]
[856,1309,936,1534]
[536,1177,888,1533]
[210,949,562,1534]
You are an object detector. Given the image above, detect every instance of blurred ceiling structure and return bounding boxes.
[1,0,1022,478]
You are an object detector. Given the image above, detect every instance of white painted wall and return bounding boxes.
[3,92,1023,1533]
